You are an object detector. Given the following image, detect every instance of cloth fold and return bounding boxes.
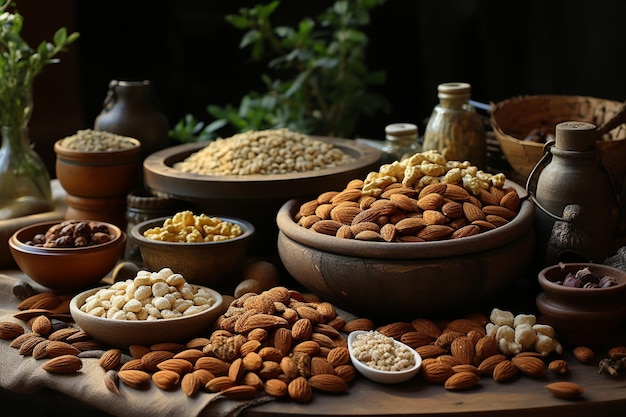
[0,272,272,417]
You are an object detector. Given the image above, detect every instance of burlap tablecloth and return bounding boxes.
[0,272,273,417]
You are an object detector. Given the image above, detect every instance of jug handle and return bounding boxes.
[525,140,570,223]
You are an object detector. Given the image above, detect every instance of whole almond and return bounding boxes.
[401,331,434,348]
[18,335,46,356]
[492,359,518,381]
[482,204,516,219]
[377,322,415,339]
[32,339,51,360]
[420,359,453,384]
[129,344,151,359]
[451,336,475,365]
[411,318,442,339]
[326,346,350,367]
[317,190,340,204]
[477,189,500,206]
[265,378,289,398]
[573,346,595,364]
[99,349,122,371]
[152,370,180,390]
[608,346,626,360]
[30,315,52,335]
[417,225,454,241]
[511,356,546,378]
[477,354,507,376]
[120,358,145,371]
[395,217,427,234]
[46,327,79,342]
[228,357,245,383]
[242,351,263,372]
[258,346,284,362]
[272,327,293,356]
[443,183,471,201]
[416,344,448,359]
[311,219,344,235]
[417,193,444,211]
[243,371,265,390]
[192,369,216,385]
[46,340,80,358]
[330,205,362,224]
[423,210,449,225]
[444,371,479,390]
[446,318,486,336]
[173,348,205,365]
[196,356,230,376]
[545,381,584,400]
[500,190,521,212]
[292,340,321,357]
[157,358,193,375]
[463,202,485,222]
[181,372,202,396]
[141,350,174,371]
[299,200,320,216]
[451,364,480,375]
[435,330,465,347]
[206,375,236,392]
[441,200,463,218]
[387,193,415,212]
[334,364,356,383]
[311,357,335,376]
[17,293,61,310]
[330,188,362,204]
[0,321,25,339]
[291,318,313,341]
[308,374,348,393]
[218,385,258,400]
[342,318,375,333]
[280,356,300,380]
[354,230,384,241]
[118,369,151,389]
[451,224,481,238]
[42,354,83,374]
[475,336,499,361]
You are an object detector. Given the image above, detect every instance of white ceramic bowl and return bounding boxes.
[347,330,422,384]
[70,285,224,348]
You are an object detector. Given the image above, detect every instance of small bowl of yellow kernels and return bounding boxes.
[130,211,255,287]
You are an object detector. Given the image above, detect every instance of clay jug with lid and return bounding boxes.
[94,80,170,162]
[527,121,614,266]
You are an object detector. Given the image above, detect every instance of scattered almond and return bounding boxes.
[545,381,584,400]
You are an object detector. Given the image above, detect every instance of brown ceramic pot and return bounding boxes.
[536,262,626,348]
[276,180,536,321]
[54,138,142,198]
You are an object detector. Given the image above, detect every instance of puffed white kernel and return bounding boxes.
[123,298,143,313]
[134,285,152,301]
[152,281,169,298]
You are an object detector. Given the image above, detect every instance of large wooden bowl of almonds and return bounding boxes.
[276,151,536,321]
[143,129,381,249]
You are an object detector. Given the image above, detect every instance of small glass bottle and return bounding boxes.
[422,82,486,168]
[381,123,420,163]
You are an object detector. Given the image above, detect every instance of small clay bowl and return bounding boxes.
[536,262,626,348]
[130,216,255,287]
[347,330,422,384]
[54,137,141,198]
[8,220,125,294]
[70,285,224,348]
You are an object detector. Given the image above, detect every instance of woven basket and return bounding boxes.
[491,95,626,180]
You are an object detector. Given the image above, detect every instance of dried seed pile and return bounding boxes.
[58,129,138,152]
[173,128,355,175]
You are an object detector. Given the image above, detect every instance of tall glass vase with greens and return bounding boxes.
[0,0,79,220]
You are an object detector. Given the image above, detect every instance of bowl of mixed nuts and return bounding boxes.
[536,262,626,348]
[8,219,126,293]
[276,150,536,320]
[130,211,255,287]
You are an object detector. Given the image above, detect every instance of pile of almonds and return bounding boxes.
[3,288,620,403]
[295,179,521,242]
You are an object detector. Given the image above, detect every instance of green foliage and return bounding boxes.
[0,0,79,127]
[170,0,390,143]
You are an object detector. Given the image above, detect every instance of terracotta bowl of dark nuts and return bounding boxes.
[536,262,626,348]
[8,220,126,294]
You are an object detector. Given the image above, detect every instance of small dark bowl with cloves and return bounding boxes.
[536,262,626,348]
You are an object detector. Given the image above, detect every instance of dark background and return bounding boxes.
[18,0,626,177]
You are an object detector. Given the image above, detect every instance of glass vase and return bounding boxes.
[0,125,53,220]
